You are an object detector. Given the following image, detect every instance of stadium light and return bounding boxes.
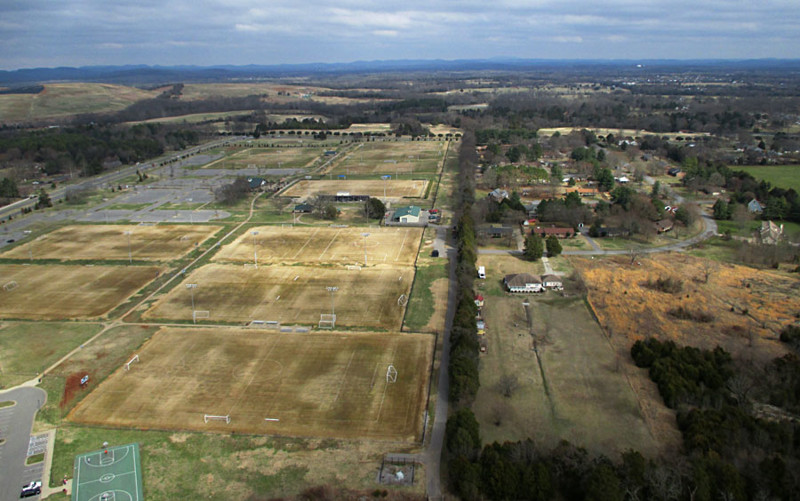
[326,286,339,317]
[123,230,133,264]
[251,231,259,268]
[361,233,370,266]
[186,283,198,322]
[23,230,32,260]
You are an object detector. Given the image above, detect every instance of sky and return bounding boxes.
[2,0,799,70]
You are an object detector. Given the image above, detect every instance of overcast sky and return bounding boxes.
[2,0,799,70]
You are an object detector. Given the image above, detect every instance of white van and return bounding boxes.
[478,266,486,279]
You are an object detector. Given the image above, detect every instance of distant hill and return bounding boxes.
[2,59,800,86]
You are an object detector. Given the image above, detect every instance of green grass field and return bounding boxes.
[735,165,800,192]
[0,322,103,388]
[404,262,449,331]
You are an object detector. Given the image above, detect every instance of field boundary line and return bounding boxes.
[292,227,319,260]
[331,350,357,405]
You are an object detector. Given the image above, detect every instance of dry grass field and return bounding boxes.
[537,126,711,139]
[1,224,221,262]
[328,141,445,176]
[67,327,433,441]
[143,264,413,329]
[213,226,422,267]
[283,179,428,201]
[0,83,157,123]
[202,147,326,170]
[572,254,798,362]
[473,290,660,456]
[0,264,163,319]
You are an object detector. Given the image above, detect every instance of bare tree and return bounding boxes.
[699,260,718,284]
[497,374,520,398]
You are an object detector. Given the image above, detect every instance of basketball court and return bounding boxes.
[72,443,143,501]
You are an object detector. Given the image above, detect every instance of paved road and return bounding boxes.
[424,245,458,500]
[0,387,47,501]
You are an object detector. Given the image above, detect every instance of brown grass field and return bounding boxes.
[0,83,157,123]
[67,327,433,441]
[328,141,445,176]
[0,264,163,319]
[282,179,428,201]
[572,254,797,362]
[1,224,221,262]
[143,264,414,329]
[213,225,422,267]
[202,147,326,170]
[472,256,661,456]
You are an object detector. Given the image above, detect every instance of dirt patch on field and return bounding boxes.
[60,373,87,409]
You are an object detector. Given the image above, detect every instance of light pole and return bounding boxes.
[251,231,259,268]
[381,175,390,201]
[123,231,132,264]
[326,286,338,318]
[186,283,197,322]
[23,230,32,260]
[361,232,370,266]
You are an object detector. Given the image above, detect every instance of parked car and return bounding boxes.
[20,481,41,498]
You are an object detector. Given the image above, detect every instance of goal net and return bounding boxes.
[124,354,139,371]
[386,364,398,383]
[193,310,210,323]
[3,281,18,292]
[204,414,231,424]
[319,314,336,329]
[397,294,408,306]
[346,265,362,270]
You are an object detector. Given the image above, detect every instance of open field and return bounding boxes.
[473,254,661,455]
[201,146,326,170]
[283,179,428,201]
[213,225,422,267]
[573,254,798,362]
[68,327,433,441]
[0,322,103,388]
[143,263,414,329]
[0,83,157,123]
[0,264,163,320]
[734,164,800,192]
[1,224,221,261]
[49,427,424,500]
[328,141,445,176]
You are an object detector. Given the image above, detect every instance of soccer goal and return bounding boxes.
[124,354,139,371]
[243,263,257,269]
[3,281,18,292]
[346,265,362,271]
[386,364,398,383]
[204,414,231,424]
[179,235,191,241]
[319,313,336,329]
[397,294,408,306]
[193,310,210,323]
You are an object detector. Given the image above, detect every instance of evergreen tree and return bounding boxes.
[546,236,562,257]
[524,233,544,261]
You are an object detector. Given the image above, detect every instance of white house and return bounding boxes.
[503,273,544,293]
[541,274,563,290]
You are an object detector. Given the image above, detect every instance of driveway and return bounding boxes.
[0,387,47,501]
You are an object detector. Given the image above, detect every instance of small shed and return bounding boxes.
[393,206,422,223]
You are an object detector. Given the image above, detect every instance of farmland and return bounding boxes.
[68,327,433,441]
[0,264,163,320]
[143,263,414,330]
[282,179,429,201]
[213,225,422,267]
[1,224,221,262]
[734,164,800,192]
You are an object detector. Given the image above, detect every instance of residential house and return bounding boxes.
[757,221,784,245]
[293,203,313,213]
[565,186,600,197]
[247,177,266,190]
[479,224,514,239]
[747,199,765,214]
[488,188,510,203]
[655,219,674,233]
[504,273,544,293]
[393,205,422,223]
[530,225,575,238]
[541,274,563,290]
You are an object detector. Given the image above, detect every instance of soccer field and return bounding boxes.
[213,225,422,267]
[143,263,413,329]
[67,328,434,441]
[1,224,221,262]
[282,179,428,201]
[203,146,326,170]
[0,264,163,319]
[328,141,445,176]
